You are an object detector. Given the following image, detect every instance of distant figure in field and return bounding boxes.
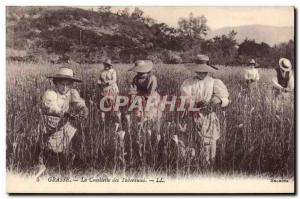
[128,60,162,122]
[271,58,294,117]
[39,67,88,175]
[273,58,294,95]
[180,54,229,166]
[244,59,259,91]
[98,59,119,109]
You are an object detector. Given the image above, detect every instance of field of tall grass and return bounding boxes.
[6,61,294,178]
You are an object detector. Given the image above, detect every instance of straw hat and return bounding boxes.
[279,58,292,71]
[103,58,113,67]
[47,67,82,82]
[129,60,153,73]
[249,59,258,65]
[185,54,218,73]
[248,59,259,68]
[195,54,210,63]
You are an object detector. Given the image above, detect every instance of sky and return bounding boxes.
[79,6,294,30]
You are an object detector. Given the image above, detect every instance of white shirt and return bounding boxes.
[42,89,88,130]
[245,68,259,81]
[98,68,119,95]
[43,89,86,115]
[180,75,229,107]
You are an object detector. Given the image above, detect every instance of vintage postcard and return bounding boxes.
[6,6,295,193]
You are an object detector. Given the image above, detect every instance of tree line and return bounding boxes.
[7,7,294,68]
[85,7,295,67]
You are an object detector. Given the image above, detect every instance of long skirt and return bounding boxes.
[135,91,162,122]
[99,85,119,110]
[46,122,77,153]
[246,80,258,93]
[194,112,220,162]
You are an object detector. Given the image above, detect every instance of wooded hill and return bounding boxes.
[6,6,294,67]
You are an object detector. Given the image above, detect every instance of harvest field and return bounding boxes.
[6,61,294,178]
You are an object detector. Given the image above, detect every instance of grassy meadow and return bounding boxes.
[6,61,294,178]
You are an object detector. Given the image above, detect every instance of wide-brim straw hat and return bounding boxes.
[129,60,153,73]
[195,54,210,63]
[249,59,257,65]
[103,58,113,67]
[248,59,259,68]
[279,58,292,72]
[186,54,218,73]
[184,63,218,73]
[47,67,82,82]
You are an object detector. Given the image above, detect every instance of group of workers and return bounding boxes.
[37,54,294,174]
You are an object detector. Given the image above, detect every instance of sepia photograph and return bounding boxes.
[5,6,295,193]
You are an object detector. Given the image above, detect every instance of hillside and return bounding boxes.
[206,25,294,46]
[6,7,294,65]
[6,6,179,63]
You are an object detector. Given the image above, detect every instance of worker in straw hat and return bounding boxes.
[128,60,162,122]
[272,58,294,111]
[180,54,229,166]
[273,58,294,94]
[98,59,119,116]
[128,60,162,165]
[244,59,260,91]
[38,67,88,174]
[97,58,119,110]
